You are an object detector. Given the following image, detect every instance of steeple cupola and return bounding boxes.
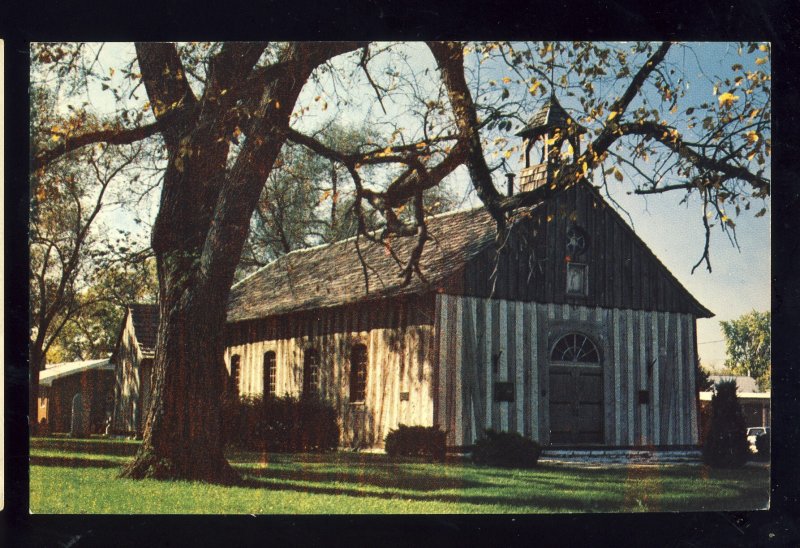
[515,97,586,193]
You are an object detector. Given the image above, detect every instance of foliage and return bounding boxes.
[696,362,714,393]
[754,430,770,458]
[31,439,769,514]
[702,380,750,468]
[720,310,771,391]
[222,395,339,453]
[384,425,446,462]
[471,430,541,469]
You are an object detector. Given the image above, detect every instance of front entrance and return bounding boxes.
[548,333,603,445]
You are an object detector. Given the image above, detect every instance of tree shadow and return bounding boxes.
[31,439,140,457]
[240,464,487,492]
[234,471,607,512]
[30,455,124,469]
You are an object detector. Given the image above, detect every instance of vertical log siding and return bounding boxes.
[224,296,436,448]
[435,294,698,448]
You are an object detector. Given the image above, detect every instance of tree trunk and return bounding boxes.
[121,250,238,483]
[119,41,363,484]
[30,343,45,436]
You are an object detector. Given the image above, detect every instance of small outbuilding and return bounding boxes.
[110,304,158,436]
[38,358,114,436]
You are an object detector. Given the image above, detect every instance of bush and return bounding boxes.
[755,431,771,458]
[702,380,750,468]
[223,395,339,452]
[385,425,446,462]
[471,430,541,469]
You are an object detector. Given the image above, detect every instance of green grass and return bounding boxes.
[30,438,770,514]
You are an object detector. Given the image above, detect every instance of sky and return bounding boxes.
[41,42,770,371]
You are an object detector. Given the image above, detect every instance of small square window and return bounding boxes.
[566,263,588,296]
[494,382,515,402]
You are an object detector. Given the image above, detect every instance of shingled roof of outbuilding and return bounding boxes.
[129,303,159,354]
[227,206,501,323]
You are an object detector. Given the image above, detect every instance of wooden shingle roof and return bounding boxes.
[129,304,159,354]
[227,206,499,323]
[516,97,586,140]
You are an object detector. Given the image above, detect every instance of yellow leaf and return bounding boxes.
[746,131,759,144]
[759,44,769,51]
[416,142,426,149]
[383,146,393,155]
[529,81,541,94]
[607,111,618,121]
[51,133,60,142]
[143,101,150,111]
[749,108,761,119]
[220,89,228,95]
[581,161,588,175]
[502,77,511,84]
[755,57,768,65]
[718,92,740,107]
[566,143,574,156]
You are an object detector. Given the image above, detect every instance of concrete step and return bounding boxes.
[540,449,702,464]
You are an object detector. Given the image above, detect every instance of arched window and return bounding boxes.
[230,354,241,397]
[550,333,600,364]
[350,344,368,403]
[263,351,276,398]
[303,348,320,397]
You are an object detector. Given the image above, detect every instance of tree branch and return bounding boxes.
[32,120,165,172]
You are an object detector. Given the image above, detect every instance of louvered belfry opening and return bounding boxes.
[515,97,586,193]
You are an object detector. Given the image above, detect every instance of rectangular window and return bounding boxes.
[230,354,241,397]
[303,348,320,397]
[566,263,588,296]
[264,351,277,397]
[350,344,368,403]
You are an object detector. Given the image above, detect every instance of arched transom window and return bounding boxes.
[550,333,600,364]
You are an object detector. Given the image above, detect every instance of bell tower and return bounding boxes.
[515,97,586,193]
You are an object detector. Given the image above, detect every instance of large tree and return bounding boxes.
[721,310,771,390]
[31,41,770,483]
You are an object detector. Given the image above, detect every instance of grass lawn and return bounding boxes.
[30,437,770,514]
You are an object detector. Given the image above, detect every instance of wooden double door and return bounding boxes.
[549,364,604,444]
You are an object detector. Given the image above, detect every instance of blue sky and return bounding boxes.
[61,42,770,370]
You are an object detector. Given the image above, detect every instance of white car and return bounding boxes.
[746,427,770,452]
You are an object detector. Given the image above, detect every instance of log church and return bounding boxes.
[114,99,712,450]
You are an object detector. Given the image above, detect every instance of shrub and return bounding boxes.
[223,395,339,452]
[385,425,446,462]
[471,430,541,468]
[702,380,750,468]
[755,430,771,458]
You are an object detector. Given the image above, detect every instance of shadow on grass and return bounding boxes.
[239,464,488,492]
[31,455,124,469]
[234,471,606,511]
[31,438,140,457]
